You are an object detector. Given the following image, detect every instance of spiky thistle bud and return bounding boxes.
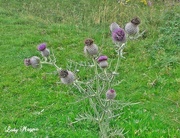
[24,56,40,68]
[125,17,141,36]
[112,28,126,43]
[110,22,120,33]
[97,55,108,68]
[106,89,116,100]
[84,38,98,56]
[37,43,50,57]
[59,70,75,84]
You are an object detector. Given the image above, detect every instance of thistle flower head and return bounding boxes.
[24,58,31,66]
[112,28,126,43]
[84,38,94,46]
[37,43,47,51]
[106,89,116,100]
[125,17,140,35]
[98,55,108,62]
[131,17,141,25]
[60,70,68,78]
[98,55,108,68]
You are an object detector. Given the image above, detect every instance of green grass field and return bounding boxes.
[0,0,179,137]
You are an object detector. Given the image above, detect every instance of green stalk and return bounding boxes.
[92,57,100,93]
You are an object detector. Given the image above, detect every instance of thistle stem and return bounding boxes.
[89,98,100,119]
[98,101,109,138]
[129,30,146,40]
[104,69,111,89]
[99,122,108,138]
[114,43,125,73]
[92,57,100,93]
[73,82,87,94]
[41,61,61,70]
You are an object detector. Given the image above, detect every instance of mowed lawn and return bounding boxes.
[0,0,179,137]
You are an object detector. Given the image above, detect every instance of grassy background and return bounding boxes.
[0,0,179,137]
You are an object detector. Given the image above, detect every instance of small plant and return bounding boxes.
[24,17,145,137]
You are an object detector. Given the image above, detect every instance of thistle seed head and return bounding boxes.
[84,38,94,46]
[60,70,69,78]
[131,17,141,25]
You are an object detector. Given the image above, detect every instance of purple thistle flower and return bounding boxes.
[37,43,46,51]
[37,43,50,57]
[98,55,108,62]
[97,55,108,68]
[112,28,126,43]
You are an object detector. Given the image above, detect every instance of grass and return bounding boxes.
[0,0,180,137]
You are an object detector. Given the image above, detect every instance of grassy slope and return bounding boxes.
[0,0,179,137]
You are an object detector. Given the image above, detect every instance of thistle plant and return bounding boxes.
[24,17,144,138]
[71,34,128,137]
